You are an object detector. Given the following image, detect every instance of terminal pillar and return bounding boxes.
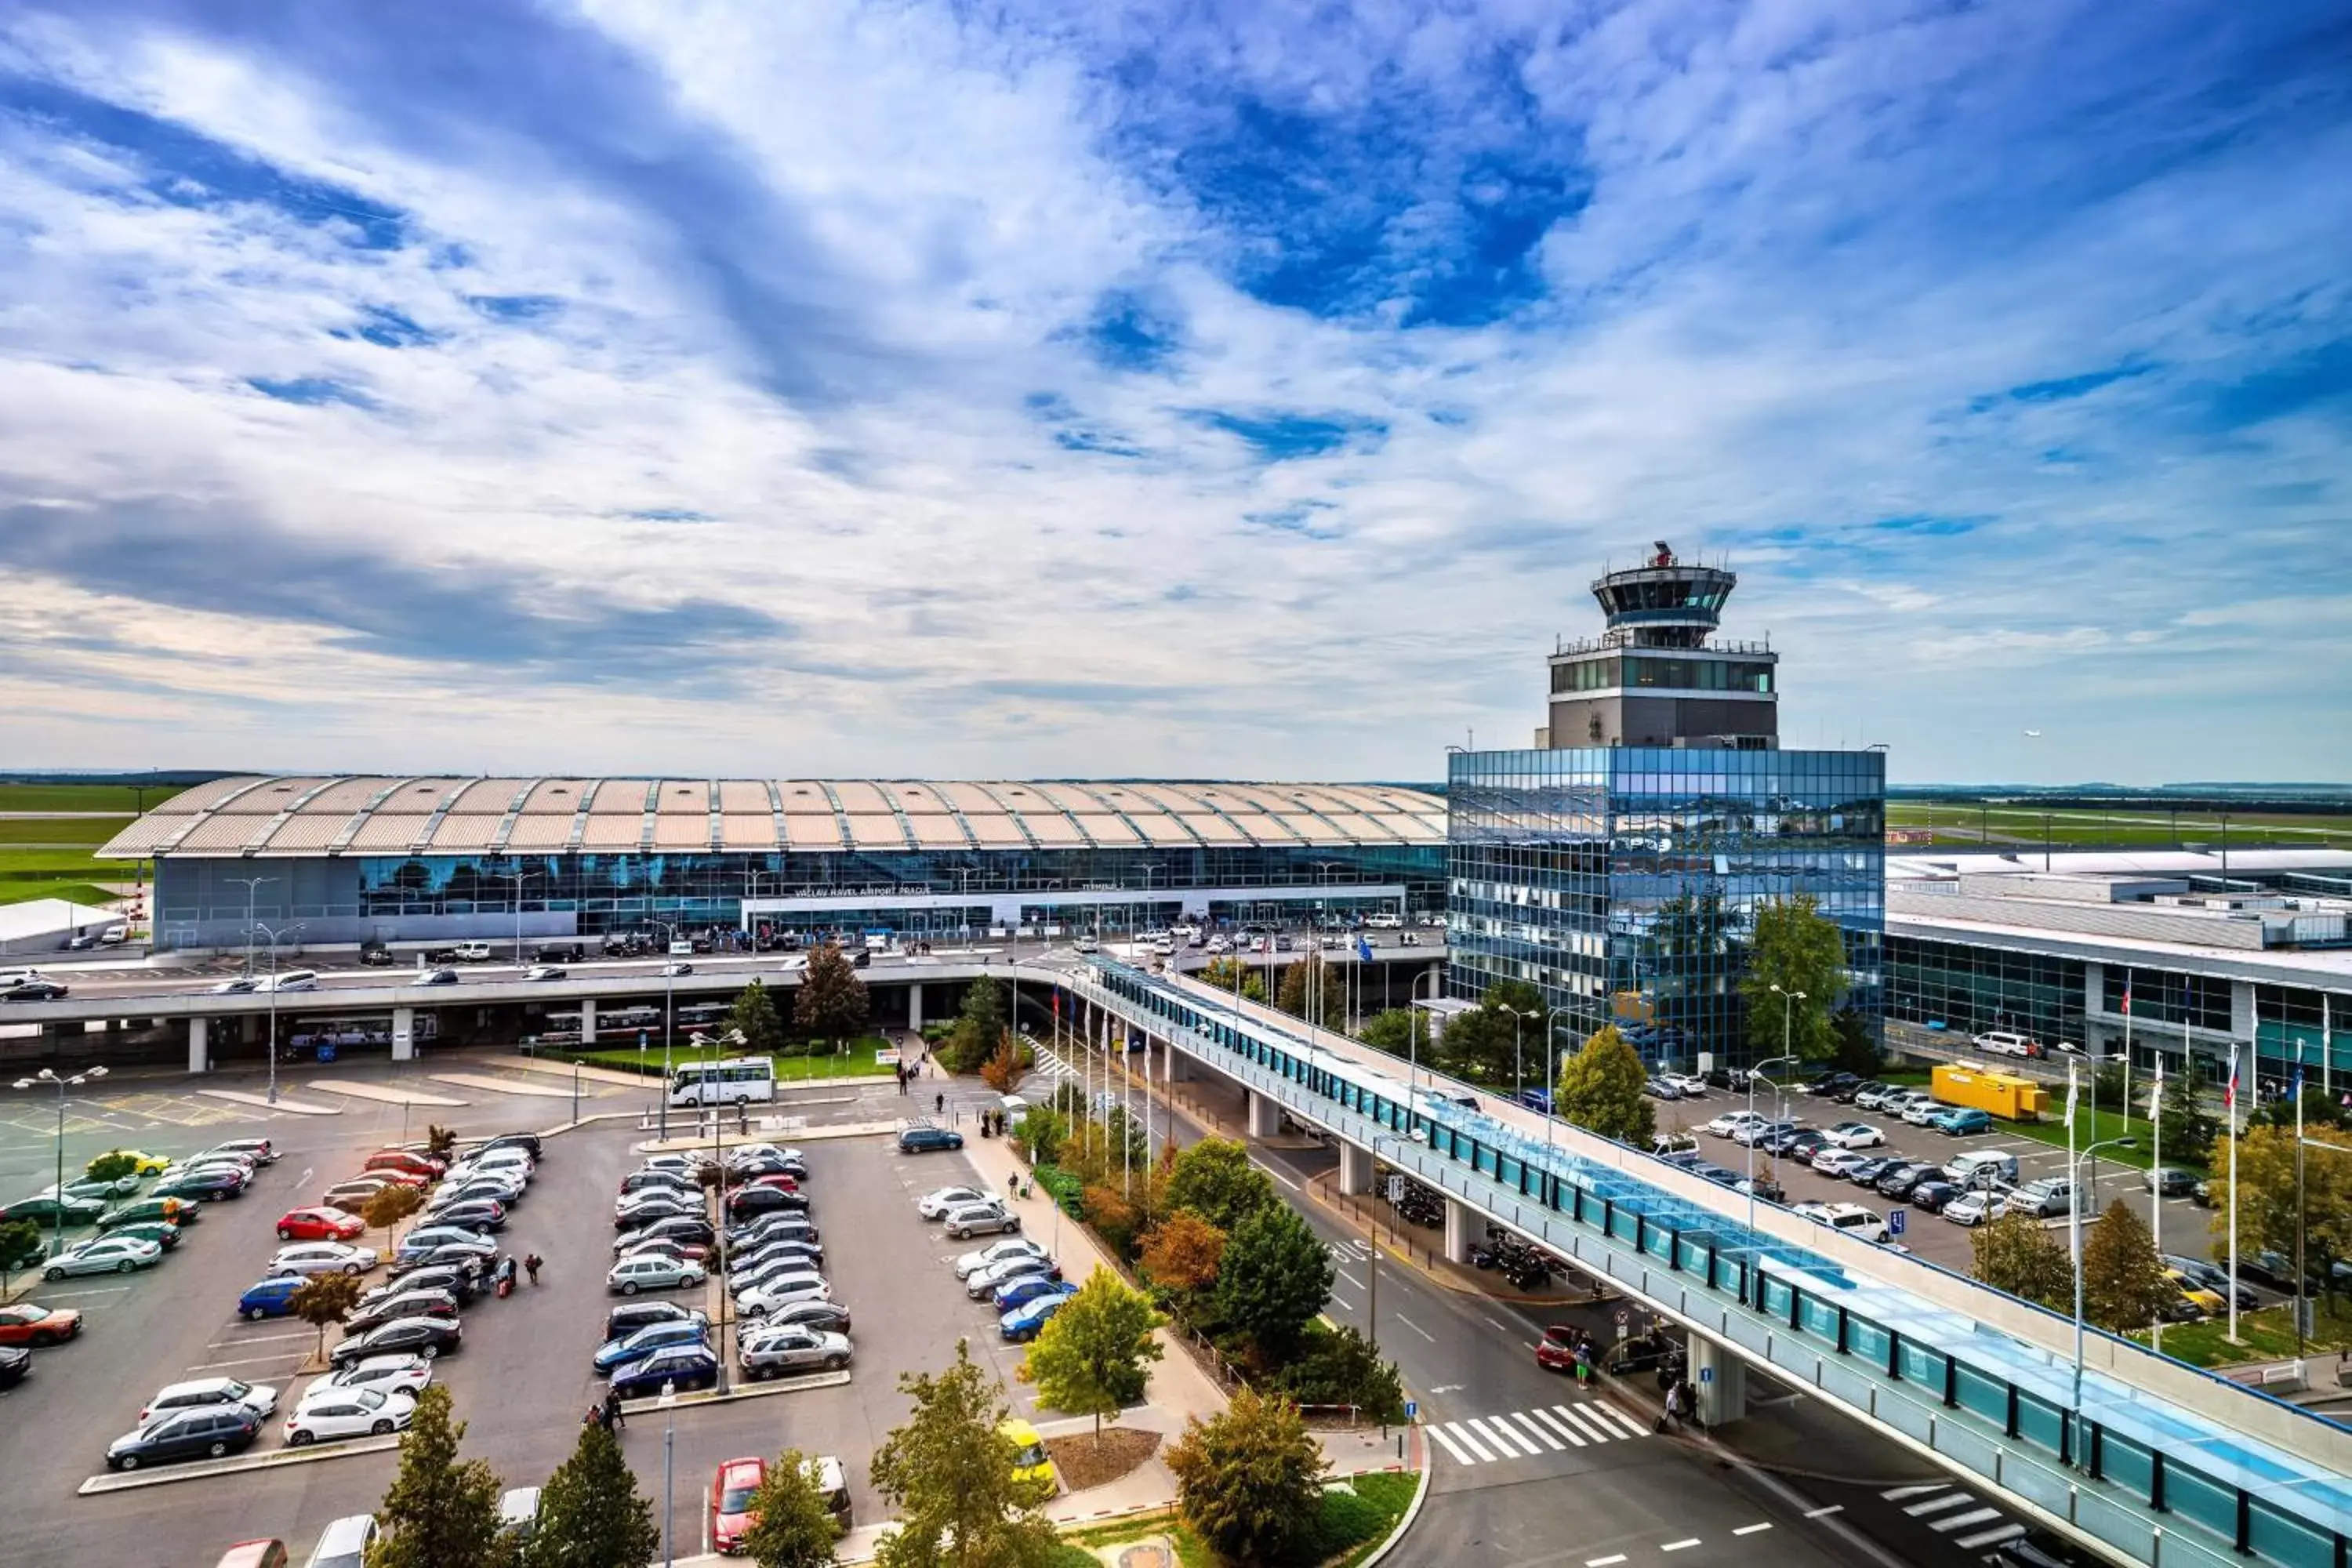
[581,997,597,1046]
[1246,1089,1281,1139]
[187,1017,209,1074]
[1690,1335,1747,1428]
[1443,1196,1475,1266]
[391,1006,417,1062]
[908,982,924,1032]
[1338,1141,1374,1196]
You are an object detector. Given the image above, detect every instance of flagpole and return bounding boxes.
[2067,1061,2084,1415]
[2294,1051,2306,1356]
[2227,1038,2241,1343]
[2150,1062,2165,1353]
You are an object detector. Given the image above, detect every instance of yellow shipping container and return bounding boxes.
[1930,1063,2047,1121]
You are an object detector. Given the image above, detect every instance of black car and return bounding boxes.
[426,1200,506,1232]
[387,1243,498,1280]
[1991,1530,2103,1568]
[2144,1166,2198,1199]
[152,1169,245,1203]
[4,979,69,1000]
[106,1406,261,1470]
[1846,1156,1899,1186]
[1909,1180,1962,1213]
[329,1316,463,1367]
[758,1298,853,1335]
[343,1289,461,1335]
[615,1196,702,1231]
[726,1185,810,1220]
[730,1240,823,1277]
[361,1265,477,1308]
[896,1126,964,1154]
[1839,1080,1883,1105]
[603,1300,709,1342]
[728,1215,820,1252]
[608,1344,720,1399]
[464,1132,544,1162]
[0,1345,29,1388]
[1877,1162,1937,1200]
[610,1216,713,1255]
[0,1194,105,1226]
[619,1169,697,1197]
[726,1154,808,1182]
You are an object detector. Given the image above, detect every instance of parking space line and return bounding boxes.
[1804,1504,1844,1518]
[1733,1523,1773,1536]
[209,1330,314,1348]
[189,1354,307,1370]
[1661,1538,1701,1552]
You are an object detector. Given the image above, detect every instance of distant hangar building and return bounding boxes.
[97,776,1448,951]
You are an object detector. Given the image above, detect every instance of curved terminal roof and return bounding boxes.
[97,776,1448,859]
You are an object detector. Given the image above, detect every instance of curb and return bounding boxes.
[537,1112,645,1139]
[1354,1438,1432,1568]
[615,1367,850,1416]
[78,1434,401,1494]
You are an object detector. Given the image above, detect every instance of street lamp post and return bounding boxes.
[225,876,277,978]
[2070,1134,2139,1462]
[652,920,678,1138]
[1409,967,1445,1101]
[254,920,304,1104]
[690,1026,747,1390]
[486,868,539,968]
[660,1378,678,1566]
[12,1065,110,1258]
[1541,1004,1576,1161]
[1744,1053,1801,1239]
[1499,1004,1538,1106]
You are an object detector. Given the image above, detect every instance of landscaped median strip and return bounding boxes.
[615,1367,849,1417]
[78,1434,401,1495]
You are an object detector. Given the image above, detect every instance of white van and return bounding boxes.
[1972,1030,2040,1058]
[1944,1149,2020,1189]
[1365,913,1403,929]
[0,967,43,990]
[253,970,319,993]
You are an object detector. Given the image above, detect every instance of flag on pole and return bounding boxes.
[2121,986,2132,1015]
[2226,1050,2240,1111]
[2063,1062,2078,1131]
[2148,1062,2164,1117]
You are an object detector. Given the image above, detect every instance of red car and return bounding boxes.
[0,1303,83,1347]
[1534,1324,1586,1374]
[710,1456,764,1555]
[741,1173,798,1194]
[275,1206,367,1243]
[364,1150,446,1180]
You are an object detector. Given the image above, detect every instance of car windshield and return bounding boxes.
[1012,1440,1047,1468]
[355,1388,386,1410]
[721,1484,759,1512]
[221,1380,251,1399]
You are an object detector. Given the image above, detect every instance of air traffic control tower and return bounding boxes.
[1541,542,1778,750]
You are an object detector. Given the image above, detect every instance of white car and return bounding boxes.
[942,1202,1018,1240]
[524,965,567,982]
[725,1144,801,1167]
[285,1384,416,1446]
[1942,1189,2000,1226]
[140,1376,279,1425]
[916,1185,1001,1220]
[1823,1122,1886,1150]
[1900,1099,1944,1127]
[967,1253,1059,1300]
[953,1236,1048,1279]
[1704,1110,1768,1138]
[1811,1149,1870,1178]
[736,1272,833,1318]
[606,1255,706,1295]
[1663,1073,1708,1098]
[319,1356,434,1398]
[269,1242,379,1276]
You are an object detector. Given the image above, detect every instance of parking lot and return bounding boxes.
[0,1057,1039,1567]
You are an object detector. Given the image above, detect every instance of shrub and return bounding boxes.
[1033,1166,1083,1216]
[1293,1483,1386,1563]
[1080,1185,1141,1257]
[1274,1323,1406,1423]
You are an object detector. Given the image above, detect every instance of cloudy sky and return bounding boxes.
[2,0,2346,786]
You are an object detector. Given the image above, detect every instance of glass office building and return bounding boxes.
[1447,746,1886,1067]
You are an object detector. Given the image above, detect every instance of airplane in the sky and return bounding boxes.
[2023,729,2042,738]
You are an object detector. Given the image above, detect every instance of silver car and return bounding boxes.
[44,1234,163,1279]
[966,1253,1057,1300]
[942,1202,1019,1241]
[606,1255,706,1296]
[953,1237,1047,1279]
[738,1326,853,1379]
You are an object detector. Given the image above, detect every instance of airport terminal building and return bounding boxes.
[99,776,1447,952]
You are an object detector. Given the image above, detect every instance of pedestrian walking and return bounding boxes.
[1657,1379,1690,1433]
[604,1388,625,1431]
[524,1252,542,1286]
[935,1091,946,1116]
[1573,1343,1592,1388]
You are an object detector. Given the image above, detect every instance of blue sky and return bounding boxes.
[0,0,2346,782]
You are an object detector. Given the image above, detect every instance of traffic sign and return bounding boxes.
[1615,1308,1628,1326]
[1385,1175,1405,1203]
[1698,1366,1714,1384]
[1888,1207,1907,1237]
[1403,1400,1417,1421]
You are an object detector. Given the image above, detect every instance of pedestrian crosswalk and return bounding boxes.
[1425,1399,1650,1465]
[1881,1481,2025,1552]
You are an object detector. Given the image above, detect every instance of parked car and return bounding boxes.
[2145,1167,2200,1198]
[710,1457,767,1556]
[321,1178,398,1214]
[618,1169,698,1198]
[757,1298,853,1336]
[0,1192,106,1226]
[1875,1161,1940,1200]
[731,1239,824,1275]
[608,1344,720,1400]
[1811,1149,1871,1178]
[140,1376,280,1426]
[387,1243,498,1280]
[896,1126,964,1154]
[362,1150,446,1181]
[727,1214,818,1253]
[1907,1179,1962,1214]
[343,1290,460,1336]
[993,1273,1075,1313]
[736,1273,833,1319]
[593,1319,713,1374]
[0,1345,28,1388]
[1900,1098,1947,1127]
[270,1242,380,1277]
[1932,1108,1994,1136]
[151,1168,246,1203]
[967,1253,1062,1299]
[726,1185,809,1221]
[1845,1156,1901,1187]
[0,1302,82,1345]
[328,1317,463,1367]
[608,1255,707,1296]
[942,1203,1019,1241]
[396,1227,495,1259]
[106,1406,263,1470]
[739,1324,854,1378]
[617,1236,713,1271]
[2002,1178,2074,1220]
[1822,1122,1886,1150]
[426,1199,507,1232]
[2164,1255,2260,1310]
[1000,1287,1078,1341]
[318,1355,434,1398]
[1705,1110,1769,1139]
[954,1236,1049,1279]
[100,1196,198,1230]
[285,1385,416,1446]
[917,1185,1002,1219]
[45,1234,164,1279]
[237,1276,307,1319]
[304,1515,379,1568]
[48,1171,142,1201]
[1941,1189,2002,1225]
[603,1301,709,1343]
[277,1207,368,1243]
[612,1217,715,1255]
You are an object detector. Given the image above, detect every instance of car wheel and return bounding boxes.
[206,1441,229,1458]
[420,1345,440,1359]
[825,1354,847,1370]
[621,1281,640,1296]
[278,1226,294,1240]
[371,1419,394,1436]
[115,1260,134,1273]
[1005,1217,1018,1232]
[750,1363,771,1381]
[43,1268,62,1282]
[345,1263,364,1275]
[117,1454,138,1470]
[288,1428,314,1447]
[31,1330,56,1347]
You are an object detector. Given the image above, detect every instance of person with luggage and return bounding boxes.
[524,1252,542,1287]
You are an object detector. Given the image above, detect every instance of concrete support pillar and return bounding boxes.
[581,996,597,1046]
[1246,1089,1280,1139]
[391,1006,417,1062]
[2232,979,2256,1052]
[1690,1335,1747,1428]
[1338,1141,1374,1196]
[908,982,924,1032]
[1443,1196,1475,1265]
[187,1017,209,1074]
[1166,1046,1192,1083]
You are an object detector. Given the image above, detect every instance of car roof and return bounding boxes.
[718,1457,765,1490]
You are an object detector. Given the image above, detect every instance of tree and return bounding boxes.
[1199,957,1269,1004]
[0,1219,46,1289]
[870,1340,1060,1568]
[741,1448,842,1568]
[1274,1323,1406,1423]
[731,978,788,1057]
[1080,1185,1142,1256]
[1553,1025,1655,1145]
[2157,1057,2219,1166]
[1163,1138,1276,1234]
[425,1123,459,1161]
[1215,1203,1333,1363]
[1140,1212,1227,1295]
[371,1383,506,1568]
[1740,895,1849,1063]
[1166,1386,1326,1567]
[2082,1199,2175,1333]
[1969,1212,2071,1308]
[1022,1268,1164,1444]
[1831,1007,1882,1078]
[980,1037,1025,1094]
[1012,1105,1068,1167]
[85,1149,139,1185]
[943,976,1010,1073]
[1276,953,1341,1028]
[524,1417,659,1568]
[1357,1008,1428,1065]
[2209,1127,2352,1308]
[364,1181,426,1258]
[290,1271,365,1363]
[793,943,870,1047]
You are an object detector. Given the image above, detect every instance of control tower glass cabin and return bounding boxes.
[1543,543,1779,751]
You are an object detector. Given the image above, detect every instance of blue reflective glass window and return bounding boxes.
[1608,1205,1639,1244]
[1497,1156,1521,1189]
[2013,1392,2065,1454]
[2248,1499,2333,1568]
[2100,1430,2151,1497]
[1798,1295,1839,1342]
[1475,1144,1497,1178]
[1645,1225,1675,1262]
[1762,1277,1793,1319]
[2162,1464,2238,1542]
[1953,1365,2006,1424]
[1849,1320,1889,1365]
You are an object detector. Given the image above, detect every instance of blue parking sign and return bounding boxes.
[1888,1208,1907,1236]
[1403,1400,1417,1421]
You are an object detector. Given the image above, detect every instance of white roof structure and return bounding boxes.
[0,897,118,953]
[97,776,1450,859]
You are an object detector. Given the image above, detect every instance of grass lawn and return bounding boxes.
[0,816,127,846]
[1999,1105,2197,1174]
[2133,1299,2352,1369]
[1885,802,2352,850]
[571,1034,895,1081]
[1051,1471,1418,1568]
[0,880,125,909]
[0,846,123,877]
[0,783,154,812]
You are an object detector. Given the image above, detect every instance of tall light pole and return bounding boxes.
[12,1065,109,1258]
[691,1025,747,1388]
[255,919,304,1104]
[652,920,679,1138]
[1500,1004,1537,1105]
[1744,1054,1800,1237]
[1541,1005,1576,1164]
[661,1377,678,1566]
[1409,967,1445,1101]
[225,876,276,978]
[486,868,539,968]
[2070,1134,2138,1463]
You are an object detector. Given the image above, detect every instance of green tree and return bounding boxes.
[2209,1127,2352,1308]
[731,978,788,1057]
[2158,1057,2219,1166]
[1276,953,1341,1028]
[85,1149,139,1185]
[1011,1105,1069,1167]
[742,1448,843,1568]
[1357,1007,1429,1065]
[943,976,1010,1073]
[1215,1203,1333,1363]
[2082,1198,2175,1333]
[364,1181,426,1260]
[1428,979,1546,1086]
[1163,1138,1276,1234]
[289,1271,365,1364]
[1830,1007,1883,1078]
[368,1383,504,1568]
[1969,1212,2071,1308]
[869,1340,1059,1568]
[1740,895,1849,1063]
[524,1417,659,1568]
[1022,1267,1163,1443]
[1165,1387,1326,1567]
[1553,1025,1655,1145]
[793,943,870,1048]
[0,1218,42,1287]
[424,1123,459,1161]
[1274,1323,1406,1423]
[1200,956,1269,1004]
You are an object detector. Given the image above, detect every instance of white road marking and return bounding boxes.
[1251,1159,1301,1191]
[1661,1539,1701,1552]
[1443,1421,1496,1463]
[1803,1504,1844,1518]
[1335,1268,1364,1290]
[1425,1424,1475,1465]
[1955,1525,2027,1549]
[1733,1523,1773,1536]
[1881,1483,1947,1500]
[1468,1415,1537,1457]
[1587,1556,1628,1566]
[1483,1315,1508,1331]
[1933,1508,2003,1533]
[189,1353,306,1370]
[1590,1401,1651,1440]
[1510,1411,1563,1450]
[1905,1494,1975,1517]
[210,1330,315,1347]
[1553,1404,1614,1443]
[1394,1313,1436,1341]
[1530,1406,1587,1447]
[1330,1294,1355,1312]
[35,1287,131,1301]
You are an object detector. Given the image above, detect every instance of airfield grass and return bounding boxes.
[0,783,154,812]
[1888,802,2352,849]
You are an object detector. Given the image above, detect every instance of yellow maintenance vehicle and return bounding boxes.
[1930,1062,2048,1121]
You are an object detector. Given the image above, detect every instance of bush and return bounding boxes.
[1274,1323,1405,1423]
[1080,1185,1141,1257]
[1033,1165,1084,1216]
[1293,1483,1385,1563]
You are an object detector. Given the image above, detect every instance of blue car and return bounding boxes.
[1000,1287,1076,1341]
[607,1343,720,1401]
[237,1276,304,1320]
[897,1126,964,1154]
[994,1274,1076,1314]
[593,1320,710,1374]
[1933,1109,1993,1136]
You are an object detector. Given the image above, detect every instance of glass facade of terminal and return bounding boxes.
[1446,747,1885,1067]
[1884,935,2088,1047]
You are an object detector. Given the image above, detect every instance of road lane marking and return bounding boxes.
[1483,1315,1508,1331]
[1933,1508,2003,1533]
[1394,1313,1436,1341]
[1251,1159,1301,1191]
[1661,1539,1701,1552]
[1335,1269,1363,1290]
[1905,1494,1973,1516]
[1881,1483,1945,1500]
[1330,1294,1355,1312]
[1552,1404,1613,1443]
[189,1353,307,1370]
[1510,1411,1563,1450]
[1586,1556,1627,1566]
[1956,1525,2027,1549]
[1530,1407,1586,1446]
[1733,1523,1773,1536]
[1425,1424,1475,1465]
[1443,1421,1495,1462]
[211,1330,314,1347]
[1590,1401,1650,1440]
[1465,1416,1534,1457]
[1803,1504,1844,1518]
